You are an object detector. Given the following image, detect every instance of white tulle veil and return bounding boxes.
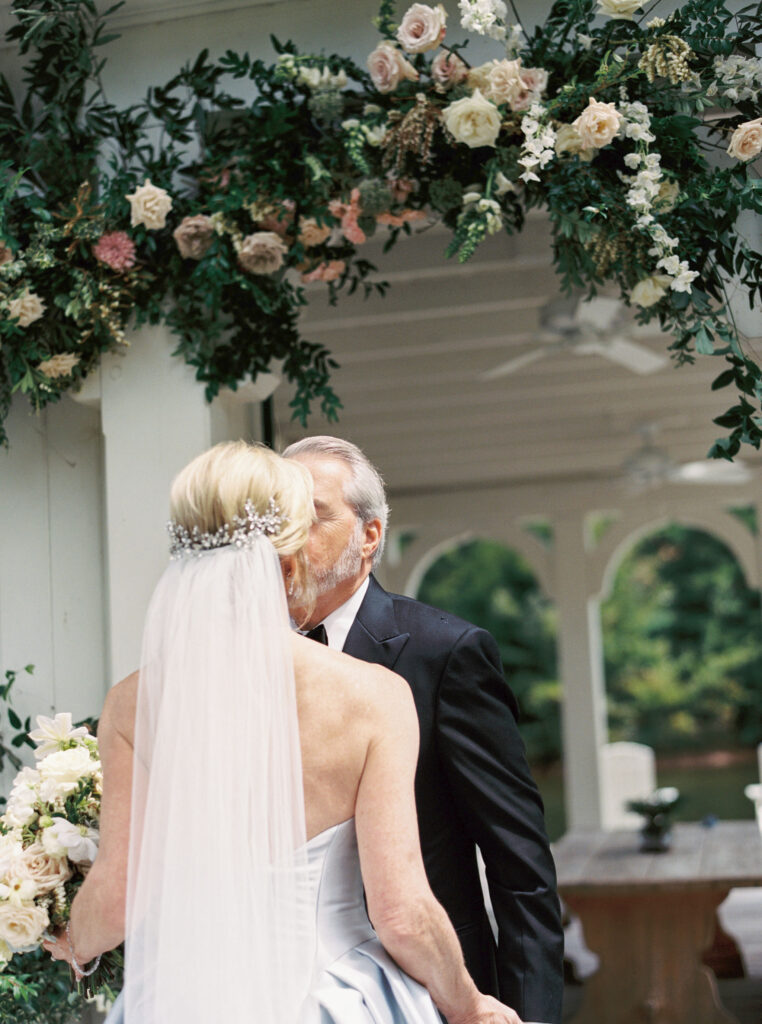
[123,538,313,1023]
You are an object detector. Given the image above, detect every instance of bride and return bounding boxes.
[43,441,522,1024]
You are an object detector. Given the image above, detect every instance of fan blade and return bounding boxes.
[575,296,622,331]
[670,460,752,484]
[574,336,669,374]
[480,346,551,380]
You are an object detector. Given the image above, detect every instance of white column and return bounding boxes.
[553,514,608,830]
[0,395,106,794]
[90,325,255,683]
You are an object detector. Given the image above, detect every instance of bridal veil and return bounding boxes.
[123,445,314,1023]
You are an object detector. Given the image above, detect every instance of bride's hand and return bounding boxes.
[457,993,523,1024]
[42,930,82,980]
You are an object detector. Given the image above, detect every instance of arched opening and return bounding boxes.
[415,537,564,838]
[601,522,762,822]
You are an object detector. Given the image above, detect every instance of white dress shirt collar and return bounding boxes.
[320,576,370,651]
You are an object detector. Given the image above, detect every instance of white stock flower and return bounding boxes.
[443,89,502,148]
[396,4,447,54]
[41,818,99,865]
[596,0,646,19]
[29,713,90,759]
[0,902,49,952]
[0,833,23,880]
[126,178,173,230]
[8,288,45,327]
[459,0,508,39]
[3,767,40,829]
[631,274,671,307]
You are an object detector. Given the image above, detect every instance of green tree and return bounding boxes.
[417,539,561,763]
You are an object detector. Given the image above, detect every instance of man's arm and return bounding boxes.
[436,626,564,1024]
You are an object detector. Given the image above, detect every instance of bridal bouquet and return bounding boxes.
[0,713,122,998]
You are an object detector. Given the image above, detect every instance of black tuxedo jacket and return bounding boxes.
[343,576,564,1024]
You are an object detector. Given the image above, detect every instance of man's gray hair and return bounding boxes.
[282,436,390,567]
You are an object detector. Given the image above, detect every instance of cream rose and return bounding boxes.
[0,902,49,951]
[298,218,333,248]
[367,42,419,93]
[443,89,502,148]
[431,49,468,90]
[520,66,548,96]
[485,59,526,108]
[554,124,595,161]
[126,178,173,230]
[14,843,72,894]
[572,98,622,149]
[597,0,646,18]
[38,746,99,799]
[397,3,447,54]
[8,288,45,327]
[727,118,762,162]
[173,215,215,259]
[631,274,672,308]
[466,63,493,92]
[237,231,288,275]
[655,180,680,211]
[36,353,80,379]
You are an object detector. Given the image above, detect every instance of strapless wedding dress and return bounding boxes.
[104,818,443,1023]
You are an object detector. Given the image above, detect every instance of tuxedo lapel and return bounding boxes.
[343,576,409,671]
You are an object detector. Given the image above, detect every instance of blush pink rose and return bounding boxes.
[431,49,468,90]
[367,42,418,93]
[376,209,427,227]
[397,3,447,54]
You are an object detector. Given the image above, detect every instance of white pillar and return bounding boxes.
[83,324,256,684]
[553,514,608,830]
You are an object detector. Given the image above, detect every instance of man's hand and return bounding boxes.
[455,994,523,1024]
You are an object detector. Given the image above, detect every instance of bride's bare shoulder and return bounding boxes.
[98,671,138,744]
[291,634,410,717]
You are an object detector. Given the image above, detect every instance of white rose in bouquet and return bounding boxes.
[727,118,762,162]
[631,274,672,308]
[0,901,49,952]
[38,745,100,801]
[573,97,622,149]
[443,90,502,148]
[397,3,447,53]
[597,0,646,18]
[125,178,173,230]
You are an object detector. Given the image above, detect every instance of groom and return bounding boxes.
[284,436,564,1024]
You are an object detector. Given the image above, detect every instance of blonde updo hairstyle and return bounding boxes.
[169,441,315,609]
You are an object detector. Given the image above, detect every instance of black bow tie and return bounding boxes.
[305,624,328,645]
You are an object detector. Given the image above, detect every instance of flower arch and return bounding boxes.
[0,0,760,451]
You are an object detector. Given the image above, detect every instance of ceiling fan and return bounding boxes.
[481,291,670,380]
[621,423,752,489]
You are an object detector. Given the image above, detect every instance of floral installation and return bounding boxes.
[0,0,761,457]
[0,713,122,1000]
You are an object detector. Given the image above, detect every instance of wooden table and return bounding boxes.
[553,821,762,1024]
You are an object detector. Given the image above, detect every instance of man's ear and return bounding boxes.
[361,519,382,561]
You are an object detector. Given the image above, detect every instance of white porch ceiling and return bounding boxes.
[275,212,762,497]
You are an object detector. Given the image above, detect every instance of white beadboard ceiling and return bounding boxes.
[275,212,762,497]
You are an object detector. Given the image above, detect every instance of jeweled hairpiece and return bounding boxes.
[167,497,287,559]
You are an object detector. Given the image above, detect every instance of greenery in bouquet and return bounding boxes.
[0,0,761,454]
[0,712,123,1014]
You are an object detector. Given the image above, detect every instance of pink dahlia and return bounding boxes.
[93,231,136,272]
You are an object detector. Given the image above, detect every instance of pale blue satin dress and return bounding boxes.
[105,819,443,1023]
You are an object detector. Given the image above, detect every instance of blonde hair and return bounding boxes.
[170,441,315,604]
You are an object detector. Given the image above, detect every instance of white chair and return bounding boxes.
[600,741,657,830]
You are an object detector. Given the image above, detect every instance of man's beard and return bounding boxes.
[310,519,365,597]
